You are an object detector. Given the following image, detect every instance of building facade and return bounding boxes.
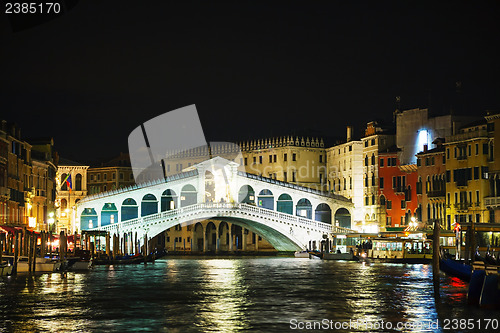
[360,121,396,232]
[444,119,491,229]
[88,153,135,195]
[416,143,446,229]
[326,126,363,228]
[378,149,419,230]
[56,158,89,233]
[0,121,34,228]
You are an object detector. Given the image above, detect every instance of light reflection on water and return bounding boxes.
[0,258,497,332]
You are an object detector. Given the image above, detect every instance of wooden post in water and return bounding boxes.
[39,231,44,258]
[135,232,138,255]
[28,232,33,272]
[62,231,67,260]
[143,233,148,264]
[105,232,110,257]
[31,232,37,272]
[48,233,53,255]
[432,219,440,299]
[469,222,476,263]
[0,233,3,265]
[13,231,19,275]
[112,234,116,259]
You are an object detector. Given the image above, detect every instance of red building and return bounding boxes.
[378,147,419,230]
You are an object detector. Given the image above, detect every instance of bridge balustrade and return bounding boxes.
[92,202,355,235]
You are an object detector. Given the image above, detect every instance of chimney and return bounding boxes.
[346,126,353,142]
[423,144,428,152]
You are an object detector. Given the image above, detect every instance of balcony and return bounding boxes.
[485,196,500,207]
[427,190,445,198]
[0,187,9,199]
[446,129,488,143]
[454,202,472,211]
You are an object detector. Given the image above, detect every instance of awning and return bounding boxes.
[0,225,23,233]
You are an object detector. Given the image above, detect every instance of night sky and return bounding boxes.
[1,1,499,163]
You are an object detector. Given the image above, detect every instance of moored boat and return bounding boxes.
[66,249,92,271]
[368,237,432,264]
[0,260,13,276]
[3,255,62,273]
[323,251,355,261]
[294,251,309,258]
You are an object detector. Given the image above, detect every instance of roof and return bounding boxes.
[379,145,401,154]
[459,118,487,131]
[416,146,445,156]
[58,157,88,166]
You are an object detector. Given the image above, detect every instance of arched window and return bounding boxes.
[75,173,82,191]
[380,195,386,206]
[61,173,67,191]
[60,198,67,210]
[371,154,375,165]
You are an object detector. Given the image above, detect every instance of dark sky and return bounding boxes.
[1,1,500,163]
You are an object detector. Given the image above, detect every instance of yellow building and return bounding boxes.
[361,121,396,232]
[88,153,135,195]
[157,136,327,190]
[239,136,326,190]
[485,113,500,222]
[444,119,491,229]
[326,126,363,229]
[30,138,58,232]
[56,158,89,233]
[1,121,34,228]
[134,136,327,252]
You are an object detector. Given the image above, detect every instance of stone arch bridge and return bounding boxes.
[77,157,355,252]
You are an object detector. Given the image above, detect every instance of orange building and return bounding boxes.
[378,147,419,230]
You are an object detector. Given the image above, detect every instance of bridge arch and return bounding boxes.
[315,203,331,224]
[257,189,274,210]
[238,185,255,204]
[335,208,351,229]
[296,198,312,219]
[218,221,230,251]
[81,208,98,229]
[161,189,177,211]
[180,184,197,207]
[277,193,293,215]
[192,222,204,251]
[121,198,138,221]
[205,221,217,251]
[101,203,118,226]
[141,194,158,216]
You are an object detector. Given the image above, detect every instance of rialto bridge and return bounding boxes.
[77,157,355,252]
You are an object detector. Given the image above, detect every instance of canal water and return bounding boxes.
[0,257,497,332]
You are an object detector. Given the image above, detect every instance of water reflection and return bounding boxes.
[195,259,251,332]
[0,258,496,332]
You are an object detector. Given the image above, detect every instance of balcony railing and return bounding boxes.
[427,190,445,198]
[454,202,472,211]
[485,196,500,207]
[446,129,488,143]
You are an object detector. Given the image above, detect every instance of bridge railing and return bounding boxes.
[237,171,352,202]
[94,202,355,234]
[79,170,199,204]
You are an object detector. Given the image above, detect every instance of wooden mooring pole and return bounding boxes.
[13,231,19,275]
[432,219,440,299]
[143,234,147,264]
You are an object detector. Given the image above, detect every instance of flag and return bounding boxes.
[61,174,70,189]
[66,175,72,192]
